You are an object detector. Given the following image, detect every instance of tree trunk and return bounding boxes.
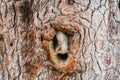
[0,0,120,80]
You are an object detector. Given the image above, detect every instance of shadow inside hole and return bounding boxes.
[118,0,120,9]
[57,53,68,60]
[0,34,3,41]
[67,0,75,5]
[53,35,58,49]
[10,43,13,46]
[41,35,43,41]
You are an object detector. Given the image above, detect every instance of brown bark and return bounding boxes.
[0,0,120,80]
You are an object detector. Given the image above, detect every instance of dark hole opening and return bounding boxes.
[41,35,43,41]
[53,35,58,49]
[10,43,13,46]
[119,0,120,9]
[0,34,3,41]
[67,0,75,5]
[57,53,68,60]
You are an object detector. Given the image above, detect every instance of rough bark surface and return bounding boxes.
[0,0,120,80]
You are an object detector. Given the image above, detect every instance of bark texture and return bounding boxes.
[0,0,120,80]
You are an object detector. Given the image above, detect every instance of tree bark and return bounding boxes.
[0,0,120,80]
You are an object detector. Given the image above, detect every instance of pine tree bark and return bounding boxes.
[0,0,120,80]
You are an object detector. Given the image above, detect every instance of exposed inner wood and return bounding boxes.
[49,31,69,66]
[55,31,68,54]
